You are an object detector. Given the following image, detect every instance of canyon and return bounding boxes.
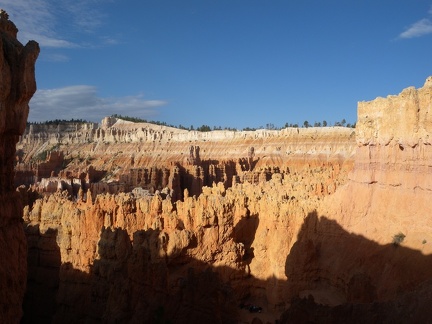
[2,10,432,324]
[16,117,355,323]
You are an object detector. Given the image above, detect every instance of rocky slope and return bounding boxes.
[0,9,39,323]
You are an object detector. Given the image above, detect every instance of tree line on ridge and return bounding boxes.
[27,114,355,132]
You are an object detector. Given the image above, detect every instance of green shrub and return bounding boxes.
[392,232,406,246]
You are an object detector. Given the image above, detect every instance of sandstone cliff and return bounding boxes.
[339,76,432,251]
[280,77,432,322]
[0,9,39,323]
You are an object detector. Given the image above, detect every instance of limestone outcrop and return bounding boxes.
[0,9,39,323]
[327,77,432,252]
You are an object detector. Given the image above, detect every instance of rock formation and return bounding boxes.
[22,168,349,322]
[0,9,39,323]
[280,77,432,322]
[15,112,354,322]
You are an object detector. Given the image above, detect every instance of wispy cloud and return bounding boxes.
[61,0,108,32]
[42,53,70,63]
[29,85,168,122]
[400,18,432,39]
[2,0,72,47]
[100,36,120,46]
[1,0,116,49]
[399,7,432,39]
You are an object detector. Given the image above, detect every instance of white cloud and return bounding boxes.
[29,85,168,122]
[1,0,73,47]
[25,33,77,49]
[1,0,115,49]
[399,18,432,39]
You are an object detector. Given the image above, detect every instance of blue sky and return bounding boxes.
[2,0,432,129]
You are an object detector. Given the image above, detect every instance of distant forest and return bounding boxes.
[27,114,355,131]
[27,118,90,125]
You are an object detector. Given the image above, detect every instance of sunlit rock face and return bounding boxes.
[21,165,353,322]
[321,77,432,252]
[0,9,39,323]
[279,78,432,322]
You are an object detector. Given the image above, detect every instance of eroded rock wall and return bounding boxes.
[281,77,432,322]
[0,10,39,323]
[331,77,432,250]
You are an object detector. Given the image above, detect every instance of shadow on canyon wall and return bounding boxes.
[282,211,432,323]
[177,159,238,198]
[22,226,60,323]
[233,211,259,267]
[22,211,432,323]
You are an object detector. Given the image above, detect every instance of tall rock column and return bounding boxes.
[0,10,39,322]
